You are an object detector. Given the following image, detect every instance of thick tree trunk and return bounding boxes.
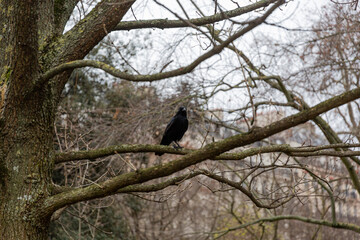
[0,87,55,239]
[0,0,55,239]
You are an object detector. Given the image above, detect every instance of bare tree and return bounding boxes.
[1,0,360,239]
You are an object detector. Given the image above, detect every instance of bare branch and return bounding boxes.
[213,215,360,239]
[52,172,201,194]
[114,0,278,30]
[116,172,201,193]
[54,143,360,164]
[201,169,293,209]
[289,150,360,158]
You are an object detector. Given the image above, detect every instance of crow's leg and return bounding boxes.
[174,141,183,149]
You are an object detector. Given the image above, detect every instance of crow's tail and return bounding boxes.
[156,136,171,156]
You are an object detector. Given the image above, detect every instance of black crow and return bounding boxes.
[156,106,188,156]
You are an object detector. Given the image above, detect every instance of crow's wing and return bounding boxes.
[181,118,188,138]
[160,116,176,145]
[164,116,176,134]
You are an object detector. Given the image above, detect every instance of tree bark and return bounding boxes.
[0,0,55,239]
